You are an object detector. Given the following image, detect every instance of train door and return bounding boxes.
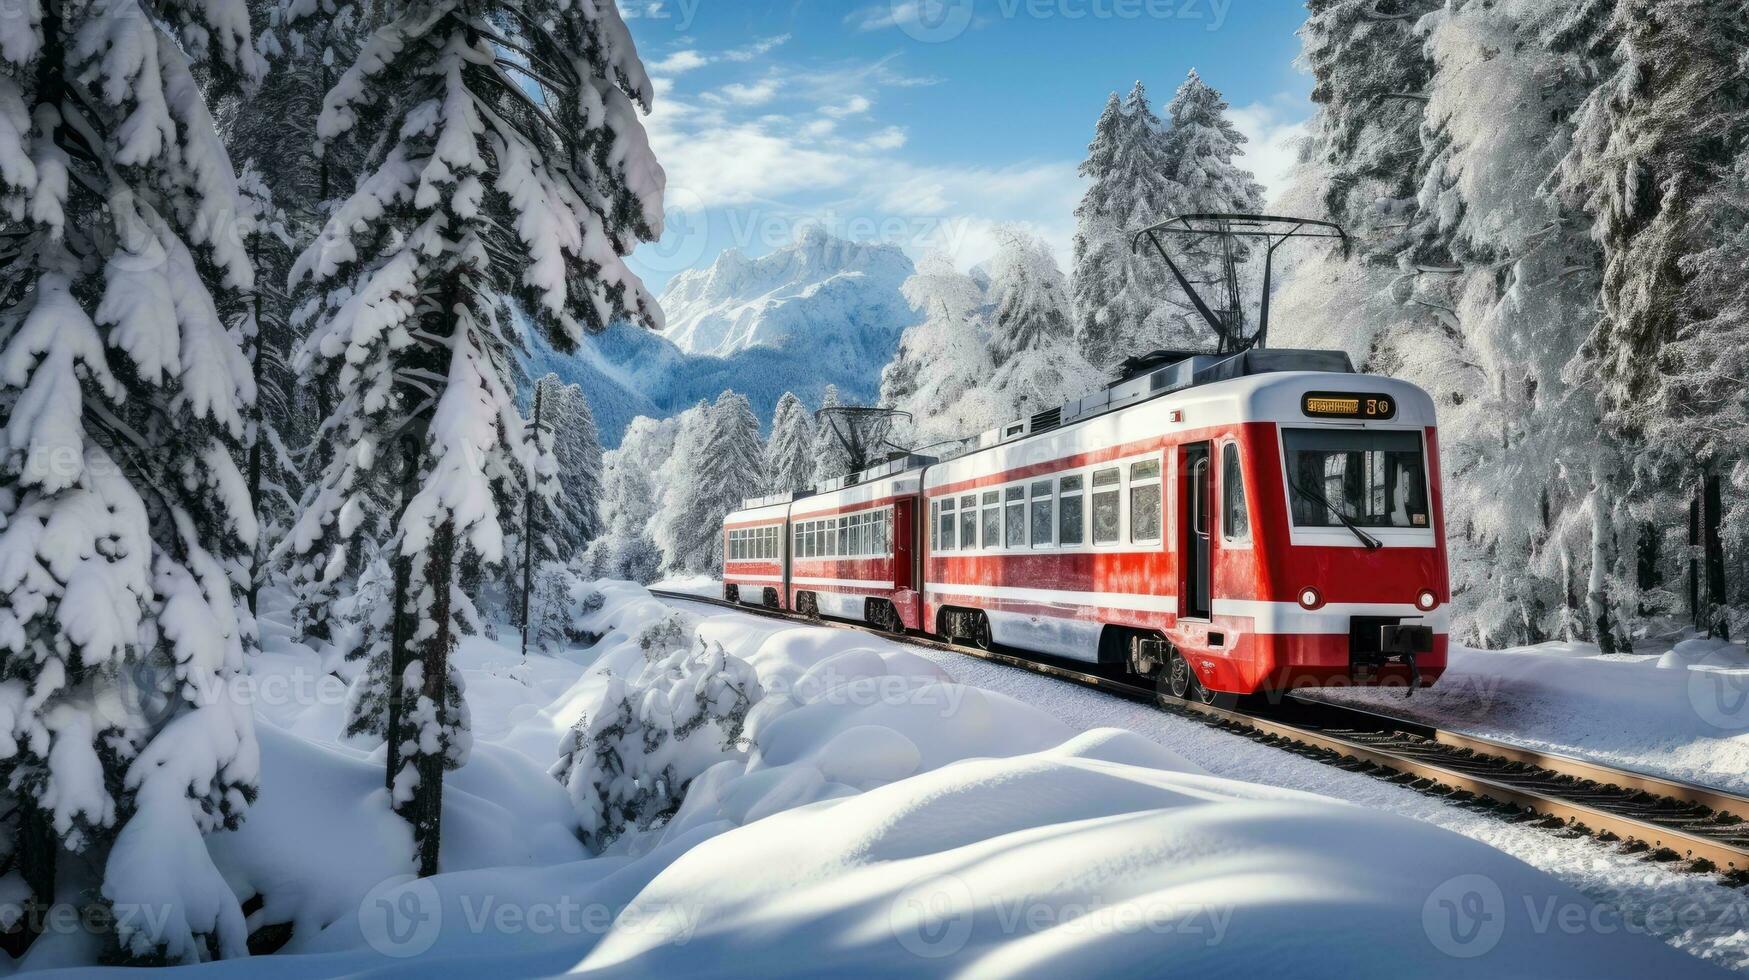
[1182,443,1213,619]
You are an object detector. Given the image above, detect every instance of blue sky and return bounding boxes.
[620,0,1314,294]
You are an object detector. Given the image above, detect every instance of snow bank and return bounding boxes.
[580,730,1716,979]
[54,583,1721,977]
[1311,638,1749,795]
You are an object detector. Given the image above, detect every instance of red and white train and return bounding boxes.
[722,349,1448,702]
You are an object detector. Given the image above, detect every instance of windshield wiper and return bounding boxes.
[1288,478,1384,551]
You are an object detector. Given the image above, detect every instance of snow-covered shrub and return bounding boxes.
[525,561,602,655]
[551,615,763,851]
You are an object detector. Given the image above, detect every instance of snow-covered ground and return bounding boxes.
[44,583,1737,976]
[647,575,723,600]
[1305,637,1749,797]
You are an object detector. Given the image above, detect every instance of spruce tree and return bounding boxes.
[286,0,664,876]
[0,0,264,960]
[1070,84,1182,367]
[661,393,762,573]
[987,227,1073,365]
[1553,0,1749,638]
[764,391,816,495]
[1300,0,1439,234]
[1155,69,1266,350]
[881,254,995,449]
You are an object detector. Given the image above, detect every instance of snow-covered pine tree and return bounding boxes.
[661,392,763,574]
[1551,0,1749,638]
[764,391,815,495]
[1670,161,1749,634]
[809,384,856,485]
[987,226,1073,365]
[551,613,761,852]
[880,254,994,448]
[536,374,603,561]
[1401,0,1623,650]
[1300,0,1439,239]
[287,0,664,876]
[233,162,302,616]
[1154,69,1266,350]
[0,0,265,961]
[1069,84,1183,367]
[587,415,672,583]
[979,229,1099,428]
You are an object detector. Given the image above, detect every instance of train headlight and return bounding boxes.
[1298,587,1323,610]
[1416,589,1439,612]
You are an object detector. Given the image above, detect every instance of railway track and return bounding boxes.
[652,589,1749,884]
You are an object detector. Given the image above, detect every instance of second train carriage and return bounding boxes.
[721,348,1449,699]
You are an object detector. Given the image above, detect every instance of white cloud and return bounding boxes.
[1227,94,1314,208]
[647,35,791,77]
[714,79,781,106]
[650,49,709,74]
[821,95,873,118]
[640,43,1083,277]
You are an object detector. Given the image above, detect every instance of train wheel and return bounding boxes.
[880,602,906,635]
[1168,650,1195,700]
[971,613,993,651]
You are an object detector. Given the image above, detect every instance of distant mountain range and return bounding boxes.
[525,229,918,446]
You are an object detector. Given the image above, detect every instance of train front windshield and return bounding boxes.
[1282,429,1431,529]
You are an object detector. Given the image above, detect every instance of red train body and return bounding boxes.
[722,351,1449,698]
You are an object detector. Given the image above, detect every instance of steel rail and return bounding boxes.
[651,590,1749,879]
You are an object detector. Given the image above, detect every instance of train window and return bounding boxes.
[1059,475,1084,546]
[1282,429,1430,529]
[1092,468,1121,544]
[1131,460,1162,545]
[981,491,1001,548]
[930,502,940,550]
[959,495,978,550]
[1030,481,1054,547]
[939,498,956,551]
[999,486,1021,548]
[838,517,849,557]
[875,510,888,556]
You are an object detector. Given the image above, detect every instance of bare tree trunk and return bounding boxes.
[405,520,455,878]
[1702,468,1730,639]
[519,382,546,659]
[383,436,422,793]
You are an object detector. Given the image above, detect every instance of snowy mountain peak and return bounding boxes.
[659,230,916,358]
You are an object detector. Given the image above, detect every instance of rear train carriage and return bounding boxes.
[722,499,791,610]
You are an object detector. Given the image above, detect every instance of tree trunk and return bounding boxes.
[1690,495,1702,630]
[1587,489,1619,654]
[407,519,455,878]
[519,382,546,659]
[1702,468,1729,639]
[383,436,422,793]
[14,804,56,951]
[1635,521,1659,617]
